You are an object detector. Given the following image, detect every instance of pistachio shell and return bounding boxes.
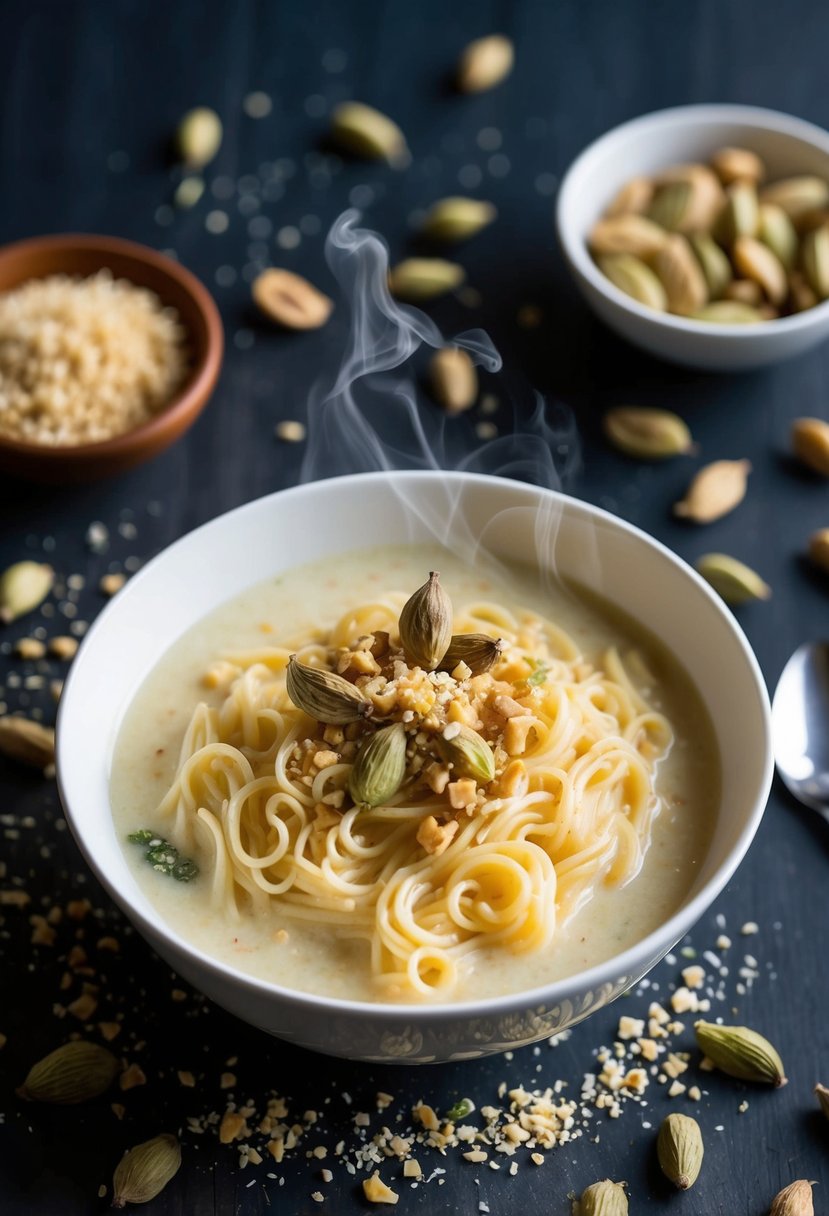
[0,716,55,770]
[792,417,829,476]
[711,146,765,186]
[652,235,708,315]
[252,269,333,330]
[695,554,771,604]
[349,723,407,807]
[733,235,788,305]
[456,34,514,93]
[177,107,222,168]
[801,225,829,299]
[388,259,465,302]
[657,1112,704,1189]
[430,347,477,413]
[398,572,452,670]
[759,175,829,219]
[330,101,408,166]
[674,459,751,523]
[437,724,496,783]
[691,301,763,324]
[597,253,668,311]
[588,214,668,259]
[694,1020,786,1086]
[769,1180,815,1216]
[286,657,373,724]
[419,197,497,242]
[690,233,733,298]
[758,203,799,270]
[18,1040,119,1104]
[603,406,693,459]
[113,1133,182,1208]
[580,1179,628,1215]
[0,560,54,624]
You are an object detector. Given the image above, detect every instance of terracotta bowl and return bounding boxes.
[0,233,223,482]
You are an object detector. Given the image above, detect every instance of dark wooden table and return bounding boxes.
[1,2,828,1212]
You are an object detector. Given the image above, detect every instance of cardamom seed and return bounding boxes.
[733,235,788,305]
[588,214,668,259]
[439,634,505,676]
[724,278,764,306]
[0,716,55,770]
[177,107,222,168]
[456,34,514,93]
[801,225,829,299]
[690,233,733,299]
[814,1082,829,1120]
[760,175,829,219]
[657,1113,704,1189]
[692,300,764,324]
[603,406,693,459]
[769,1180,815,1216]
[430,347,478,413]
[348,722,407,807]
[714,180,759,245]
[330,101,408,167]
[112,1133,182,1209]
[0,560,54,624]
[758,203,799,270]
[17,1040,119,1104]
[808,528,829,573]
[398,572,453,670]
[596,253,668,311]
[580,1179,628,1215]
[695,554,771,604]
[286,657,373,724]
[648,180,694,232]
[420,197,497,242]
[792,417,829,476]
[437,724,496,783]
[252,269,333,330]
[173,176,205,209]
[694,1019,787,1086]
[789,270,819,312]
[605,176,654,218]
[388,259,465,302]
[711,146,765,186]
[652,235,708,315]
[674,459,751,523]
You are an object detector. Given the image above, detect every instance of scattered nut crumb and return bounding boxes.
[48,635,79,660]
[15,638,45,660]
[99,573,126,597]
[275,420,307,443]
[119,1063,147,1091]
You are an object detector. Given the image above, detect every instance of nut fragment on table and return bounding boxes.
[456,34,514,93]
[253,269,333,330]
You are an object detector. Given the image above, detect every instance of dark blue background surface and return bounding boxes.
[1,1,828,1211]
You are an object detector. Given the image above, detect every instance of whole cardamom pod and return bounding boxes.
[17,1040,119,1104]
[694,1020,787,1086]
[769,1180,815,1216]
[580,1179,628,1215]
[695,553,771,605]
[437,724,495,783]
[814,1082,829,1120]
[0,716,56,770]
[176,107,222,168]
[286,657,373,724]
[112,1133,182,1208]
[398,572,452,670]
[348,722,407,807]
[0,560,54,624]
[657,1112,704,1189]
[330,101,408,167]
[604,406,693,460]
[439,634,505,676]
[420,197,497,243]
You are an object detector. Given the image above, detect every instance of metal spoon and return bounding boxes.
[772,641,829,823]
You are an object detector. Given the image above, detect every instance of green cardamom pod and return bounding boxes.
[439,634,505,676]
[814,1082,829,1121]
[177,107,222,168]
[597,253,668,311]
[657,1112,704,1190]
[348,722,407,807]
[0,560,54,624]
[420,197,497,242]
[113,1133,182,1209]
[758,203,799,270]
[691,300,764,324]
[714,180,759,245]
[330,101,408,167]
[580,1179,628,1215]
[17,1040,119,1104]
[695,553,771,604]
[648,180,693,231]
[694,1020,787,1086]
[760,175,829,219]
[286,657,373,724]
[690,233,733,298]
[430,347,478,413]
[769,1180,815,1216]
[802,225,829,299]
[604,406,693,460]
[0,716,55,770]
[437,724,495,783]
[398,572,453,670]
[388,259,465,302]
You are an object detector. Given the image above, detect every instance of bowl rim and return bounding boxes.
[56,470,774,1023]
[556,102,829,338]
[0,232,223,461]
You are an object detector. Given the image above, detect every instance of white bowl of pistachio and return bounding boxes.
[557,104,829,370]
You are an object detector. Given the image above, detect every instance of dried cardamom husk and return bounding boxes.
[177,107,222,168]
[0,716,55,770]
[769,1180,815,1216]
[733,235,788,305]
[330,101,408,167]
[437,724,496,783]
[439,634,505,676]
[348,722,407,807]
[580,1179,628,1215]
[456,34,514,93]
[758,203,799,270]
[801,225,829,299]
[690,233,733,299]
[674,460,751,523]
[694,1019,787,1086]
[112,1133,182,1209]
[760,175,829,219]
[605,176,654,218]
[0,560,53,624]
[252,269,333,330]
[173,176,205,209]
[792,417,829,476]
[814,1082,829,1120]
[430,347,478,413]
[420,197,497,242]
[398,572,452,670]
[657,1112,703,1189]
[596,254,667,311]
[388,259,465,302]
[695,554,770,605]
[603,406,693,460]
[808,528,829,573]
[714,180,759,245]
[286,657,373,724]
[588,214,668,259]
[692,300,764,324]
[652,235,708,315]
[711,146,765,186]
[17,1040,119,1104]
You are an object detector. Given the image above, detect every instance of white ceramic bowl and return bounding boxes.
[56,472,773,1061]
[557,104,829,370]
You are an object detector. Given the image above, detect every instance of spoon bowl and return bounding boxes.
[772,641,829,819]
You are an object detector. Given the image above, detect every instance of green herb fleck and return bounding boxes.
[445,1097,474,1122]
[128,829,198,882]
[526,659,550,688]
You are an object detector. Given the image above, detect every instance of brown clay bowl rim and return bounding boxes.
[0,233,224,464]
